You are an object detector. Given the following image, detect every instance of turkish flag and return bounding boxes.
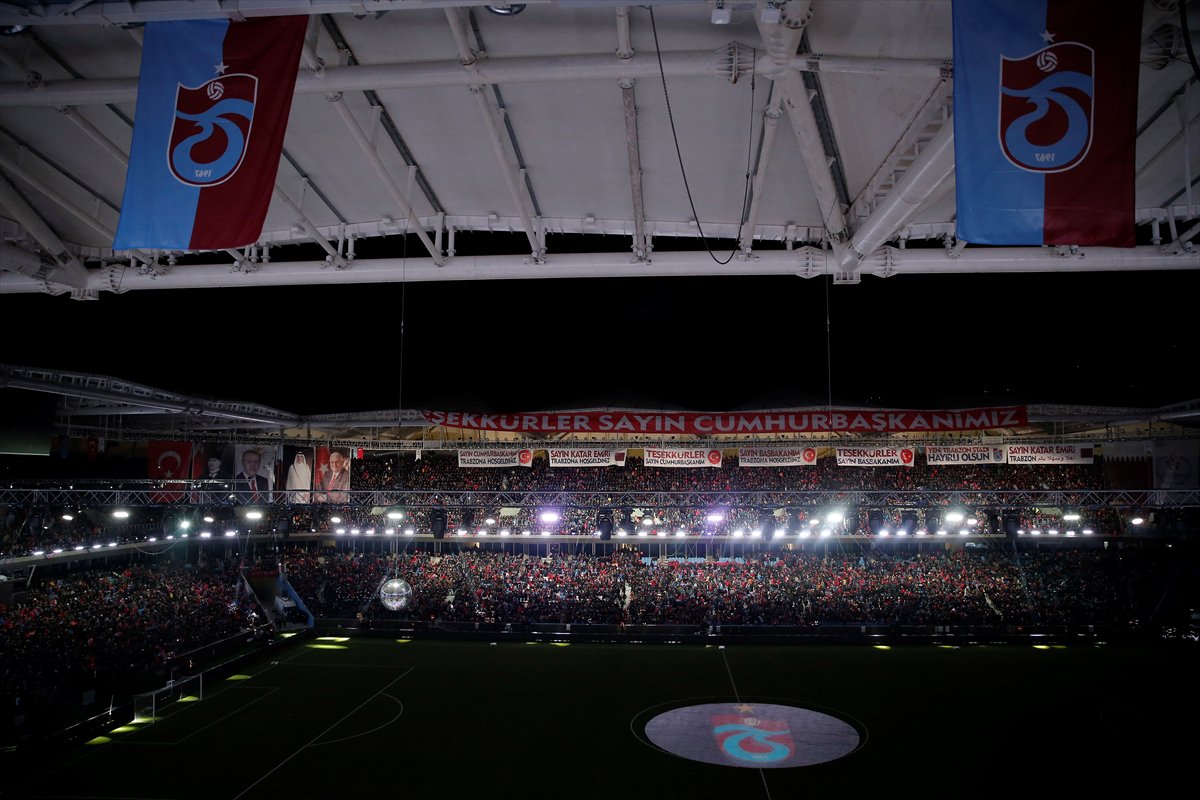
[148,440,193,502]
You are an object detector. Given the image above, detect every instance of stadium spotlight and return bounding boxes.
[203,514,215,523]
[733,529,744,538]
[707,511,725,523]
[878,529,890,537]
[946,511,965,524]
[246,510,263,521]
[1063,512,1081,522]
[330,515,343,525]
[820,529,832,538]
[387,509,404,521]
[936,529,947,536]
[61,512,74,521]
[540,510,560,524]
[113,509,130,519]
[751,529,762,538]
[773,528,786,539]
[1130,516,1144,526]
[825,510,844,524]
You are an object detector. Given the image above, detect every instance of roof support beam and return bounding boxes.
[844,120,956,269]
[270,184,346,268]
[616,6,647,261]
[0,170,91,290]
[0,153,152,265]
[740,83,784,255]
[0,247,1191,295]
[445,7,544,262]
[755,4,850,253]
[0,50,945,109]
[327,95,445,266]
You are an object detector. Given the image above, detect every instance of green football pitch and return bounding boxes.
[5,636,1196,800]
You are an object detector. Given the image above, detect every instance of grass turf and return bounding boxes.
[4,637,1196,799]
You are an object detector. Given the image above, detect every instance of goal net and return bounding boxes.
[131,673,203,723]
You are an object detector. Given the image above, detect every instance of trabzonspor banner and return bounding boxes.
[458,449,535,468]
[836,447,916,467]
[926,445,1008,465]
[1006,444,1094,464]
[547,448,626,467]
[423,407,1027,434]
[644,448,723,468]
[114,17,308,250]
[738,446,819,467]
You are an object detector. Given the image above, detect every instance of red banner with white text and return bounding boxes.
[423,407,1026,435]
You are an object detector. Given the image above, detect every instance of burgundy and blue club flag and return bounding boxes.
[113,16,307,251]
[952,0,1141,247]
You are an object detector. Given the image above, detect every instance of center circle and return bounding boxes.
[643,702,861,768]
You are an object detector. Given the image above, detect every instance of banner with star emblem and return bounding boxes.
[952,0,1141,246]
[148,440,193,502]
[114,16,307,250]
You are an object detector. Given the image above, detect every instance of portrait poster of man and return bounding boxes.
[314,445,351,503]
[283,445,315,504]
[234,444,277,504]
[190,443,233,502]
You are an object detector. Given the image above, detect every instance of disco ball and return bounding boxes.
[379,578,413,611]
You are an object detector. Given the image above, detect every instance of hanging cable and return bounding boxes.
[649,7,756,265]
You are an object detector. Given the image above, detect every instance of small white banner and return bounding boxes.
[547,448,627,467]
[457,448,534,468]
[738,446,820,467]
[1005,444,1094,465]
[643,447,723,468]
[925,445,1008,465]
[835,447,916,467]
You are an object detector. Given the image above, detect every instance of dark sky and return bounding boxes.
[1,252,1197,416]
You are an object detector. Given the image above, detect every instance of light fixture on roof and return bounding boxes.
[711,1,732,24]
[760,1,782,24]
[485,3,526,15]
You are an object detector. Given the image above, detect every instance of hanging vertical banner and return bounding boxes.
[283,445,315,503]
[233,444,276,504]
[148,440,193,502]
[952,0,1141,246]
[314,446,353,501]
[643,448,723,468]
[113,16,308,250]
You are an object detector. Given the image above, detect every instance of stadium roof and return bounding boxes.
[0,0,1196,296]
[4,363,1197,447]
[0,1,1197,419]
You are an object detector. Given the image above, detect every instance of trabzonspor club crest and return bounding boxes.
[712,714,794,764]
[640,701,862,769]
[169,74,257,187]
[999,42,1093,173]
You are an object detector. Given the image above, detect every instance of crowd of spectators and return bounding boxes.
[0,455,1132,557]
[0,560,260,703]
[280,546,1171,630]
